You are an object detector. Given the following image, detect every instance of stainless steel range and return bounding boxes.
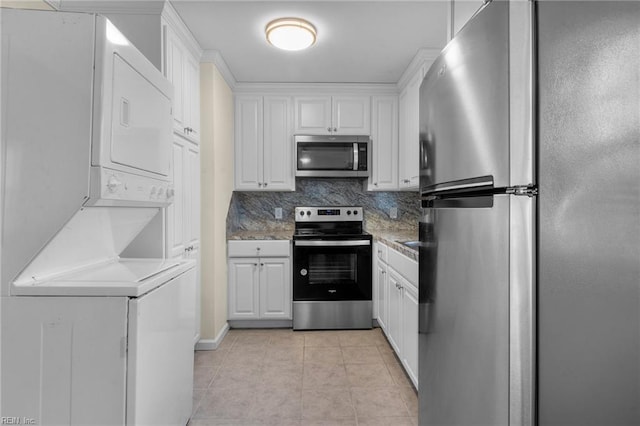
[292,206,372,330]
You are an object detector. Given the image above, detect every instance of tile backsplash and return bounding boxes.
[227,179,420,235]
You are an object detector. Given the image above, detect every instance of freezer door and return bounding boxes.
[419,195,510,425]
[419,0,509,192]
[537,2,640,424]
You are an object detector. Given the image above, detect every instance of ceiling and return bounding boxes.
[171,1,450,84]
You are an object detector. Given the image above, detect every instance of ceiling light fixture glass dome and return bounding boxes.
[265,17,317,51]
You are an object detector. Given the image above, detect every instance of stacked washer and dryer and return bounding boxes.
[1,9,195,425]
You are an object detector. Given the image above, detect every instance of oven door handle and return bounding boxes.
[294,240,371,247]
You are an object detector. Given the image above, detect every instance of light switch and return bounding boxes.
[275,207,283,220]
[389,207,398,219]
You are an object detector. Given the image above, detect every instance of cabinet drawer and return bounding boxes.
[375,242,388,263]
[228,240,291,257]
[388,247,418,285]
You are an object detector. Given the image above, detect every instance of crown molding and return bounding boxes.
[201,50,237,90]
[396,48,441,91]
[232,82,398,95]
[162,1,202,60]
[57,0,165,14]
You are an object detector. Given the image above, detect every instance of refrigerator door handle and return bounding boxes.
[420,175,494,198]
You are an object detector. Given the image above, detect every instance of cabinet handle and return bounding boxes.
[403,179,410,183]
[377,250,382,255]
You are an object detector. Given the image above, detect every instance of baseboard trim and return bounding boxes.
[228,319,293,329]
[195,322,230,351]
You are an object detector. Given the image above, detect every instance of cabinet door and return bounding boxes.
[402,282,419,389]
[164,24,184,133]
[259,258,292,319]
[184,53,200,141]
[234,96,263,190]
[228,258,260,319]
[375,260,388,331]
[386,269,402,353]
[398,70,422,190]
[263,96,294,191]
[185,143,200,252]
[332,96,371,135]
[167,136,186,258]
[369,96,399,191]
[294,96,332,134]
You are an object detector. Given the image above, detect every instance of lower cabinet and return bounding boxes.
[227,240,292,321]
[375,242,419,389]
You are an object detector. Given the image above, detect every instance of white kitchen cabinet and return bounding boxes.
[228,240,292,320]
[167,134,200,259]
[398,67,424,190]
[294,95,370,135]
[234,95,294,191]
[401,279,419,385]
[369,95,399,191]
[375,241,419,389]
[167,133,201,342]
[387,268,403,354]
[162,17,200,142]
[374,241,389,329]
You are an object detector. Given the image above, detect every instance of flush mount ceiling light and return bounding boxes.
[265,17,317,51]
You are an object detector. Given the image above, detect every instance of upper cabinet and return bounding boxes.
[369,95,399,191]
[234,95,294,191]
[162,4,202,143]
[398,66,425,190]
[294,95,370,135]
[395,50,440,191]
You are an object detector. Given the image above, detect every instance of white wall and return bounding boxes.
[451,0,486,37]
[199,62,234,343]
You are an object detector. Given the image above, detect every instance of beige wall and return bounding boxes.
[199,63,234,341]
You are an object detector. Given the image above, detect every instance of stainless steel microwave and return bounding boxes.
[295,135,370,177]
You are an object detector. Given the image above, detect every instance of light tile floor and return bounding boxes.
[189,328,418,426]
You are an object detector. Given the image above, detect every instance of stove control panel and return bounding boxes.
[295,207,363,222]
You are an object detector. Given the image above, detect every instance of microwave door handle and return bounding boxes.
[353,143,358,171]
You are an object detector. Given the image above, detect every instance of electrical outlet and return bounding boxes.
[390,207,398,219]
[275,207,283,220]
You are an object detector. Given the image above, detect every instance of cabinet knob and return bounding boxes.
[258,182,262,187]
[403,179,410,183]
[333,127,337,132]
[381,271,386,275]
[260,263,264,267]
[263,182,268,187]
[374,182,378,186]
[327,127,332,132]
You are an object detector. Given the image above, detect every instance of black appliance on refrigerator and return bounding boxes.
[418,1,639,425]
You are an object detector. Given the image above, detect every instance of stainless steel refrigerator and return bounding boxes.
[418,1,639,425]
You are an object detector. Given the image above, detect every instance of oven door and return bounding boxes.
[293,239,372,301]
